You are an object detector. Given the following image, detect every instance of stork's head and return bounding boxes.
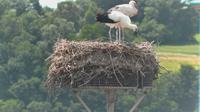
[129,0,138,9]
[129,0,138,16]
[130,24,138,33]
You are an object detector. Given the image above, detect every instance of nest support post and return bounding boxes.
[105,89,116,112]
[104,89,146,112]
[74,89,147,112]
[129,93,146,112]
[74,91,92,112]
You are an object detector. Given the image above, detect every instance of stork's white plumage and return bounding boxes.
[96,11,138,43]
[108,0,138,17]
[107,11,137,31]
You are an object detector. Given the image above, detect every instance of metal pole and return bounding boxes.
[105,89,116,112]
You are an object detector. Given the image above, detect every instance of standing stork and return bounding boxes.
[106,0,139,42]
[96,11,138,43]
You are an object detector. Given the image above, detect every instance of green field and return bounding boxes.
[157,45,199,72]
[156,45,199,55]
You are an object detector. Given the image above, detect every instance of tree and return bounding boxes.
[76,0,100,25]
[53,18,75,38]
[29,0,44,15]
[78,23,107,40]
[9,77,45,104]
[168,65,198,112]
[0,99,23,112]
[141,65,198,112]
[142,0,198,44]
[7,0,31,16]
[26,101,51,112]
[56,1,81,31]
[139,18,166,42]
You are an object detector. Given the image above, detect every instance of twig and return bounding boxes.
[107,49,123,86]
[79,74,99,87]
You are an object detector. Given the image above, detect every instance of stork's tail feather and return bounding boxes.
[96,12,117,23]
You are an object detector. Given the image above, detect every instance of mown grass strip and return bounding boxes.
[156,45,199,55]
[158,53,200,72]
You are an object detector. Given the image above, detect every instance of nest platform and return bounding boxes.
[46,39,159,90]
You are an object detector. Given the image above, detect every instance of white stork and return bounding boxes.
[108,0,138,17]
[106,0,139,42]
[96,11,138,43]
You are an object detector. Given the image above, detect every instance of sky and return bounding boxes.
[39,0,67,8]
[39,0,199,8]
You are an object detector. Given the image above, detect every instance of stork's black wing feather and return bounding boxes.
[96,12,117,23]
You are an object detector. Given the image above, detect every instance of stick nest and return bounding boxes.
[46,39,159,90]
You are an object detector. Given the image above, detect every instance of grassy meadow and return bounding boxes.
[156,45,200,72]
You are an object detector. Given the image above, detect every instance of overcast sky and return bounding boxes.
[39,0,67,8]
[39,0,192,9]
